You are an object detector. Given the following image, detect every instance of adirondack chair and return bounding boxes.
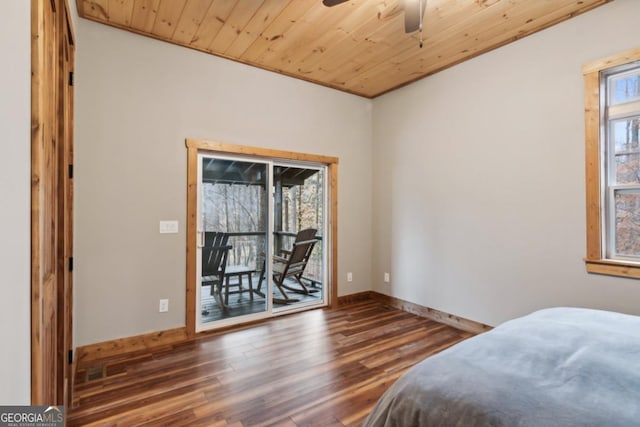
[256,228,318,304]
[202,232,232,309]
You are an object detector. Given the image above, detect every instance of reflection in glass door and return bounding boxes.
[197,155,270,331]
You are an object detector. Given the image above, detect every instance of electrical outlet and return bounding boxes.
[384,272,390,283]
[159,299,169,312]
[347,272,353,282]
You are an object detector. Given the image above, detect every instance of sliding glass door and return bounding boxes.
[272,164,327,313]
[196,154,271,331]
[196,153,327,331]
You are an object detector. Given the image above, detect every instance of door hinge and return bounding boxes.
[69,71,74,86]
[68,164,73,179]
[68,349,73,365]
[68,257,73,272]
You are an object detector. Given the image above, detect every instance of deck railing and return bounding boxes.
[209,231,323,284]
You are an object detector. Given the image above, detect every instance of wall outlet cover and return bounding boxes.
[159,220,179,234]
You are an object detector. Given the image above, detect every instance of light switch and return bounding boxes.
[159,220,179,234]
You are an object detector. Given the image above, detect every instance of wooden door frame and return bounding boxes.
[58,2,75,404]
[185,139,339,338]
[31,0,75,406]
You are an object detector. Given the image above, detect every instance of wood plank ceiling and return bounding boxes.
[76,0,609,98]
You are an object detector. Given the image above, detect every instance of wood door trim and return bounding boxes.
[185,139,339,165]
[185,143,198,337]
[185,139,339,337]
[31,0,75,406]
[30,0,46,403]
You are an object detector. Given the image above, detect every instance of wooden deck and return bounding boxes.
[69,300,473,426]
[201,275,323,323]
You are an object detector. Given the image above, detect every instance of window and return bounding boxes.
[584,48,640,278]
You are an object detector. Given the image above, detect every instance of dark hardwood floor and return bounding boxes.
[69,300,473,426]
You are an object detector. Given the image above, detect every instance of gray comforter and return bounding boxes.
[363,307,640,427]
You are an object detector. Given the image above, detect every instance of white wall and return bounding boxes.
[372,0,640,327]
[75,21,373,346]
[0,0,31,404]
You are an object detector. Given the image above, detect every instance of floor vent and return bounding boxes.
[86,366,105,381]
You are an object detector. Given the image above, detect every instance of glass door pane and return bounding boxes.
[197,154,271,331]
[271,164,327,312]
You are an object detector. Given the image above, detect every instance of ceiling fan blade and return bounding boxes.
[404,0,426,33]
[322,0,350,6]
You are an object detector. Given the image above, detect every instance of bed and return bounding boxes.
[363,307,640,427]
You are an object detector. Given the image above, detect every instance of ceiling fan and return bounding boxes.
[322,0,427,47]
